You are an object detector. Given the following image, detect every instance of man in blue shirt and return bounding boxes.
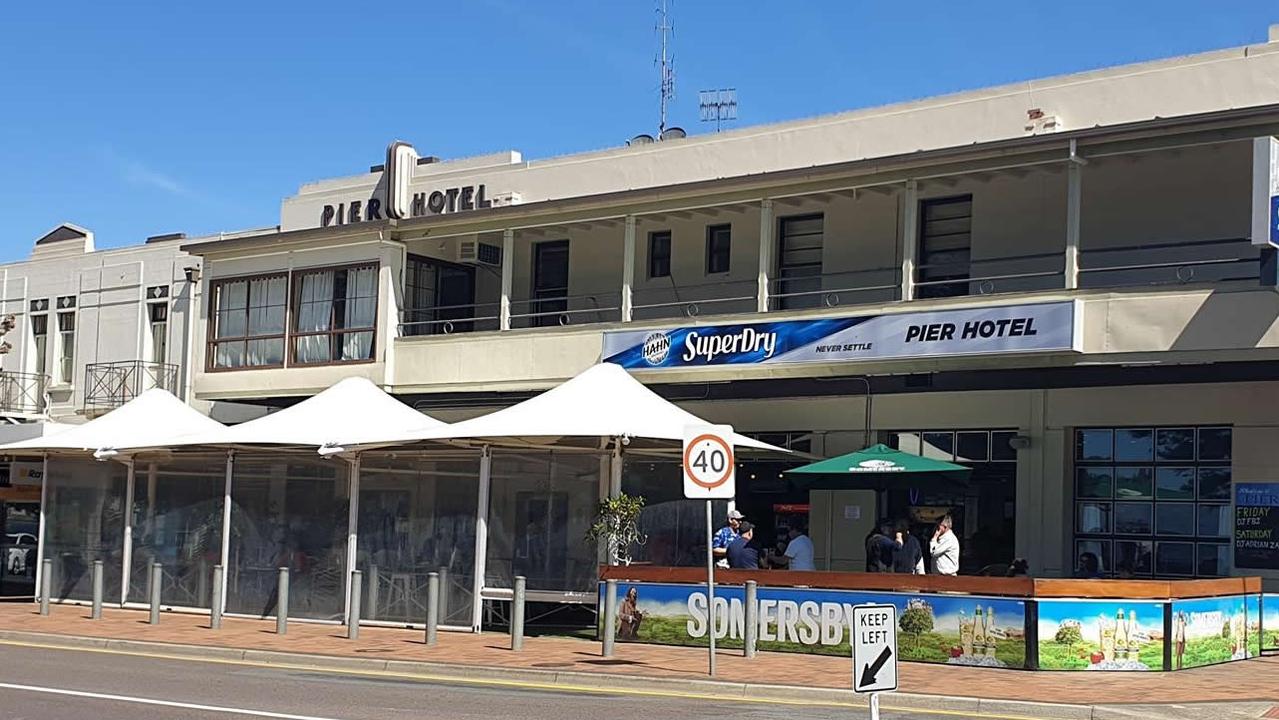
[726,521,760,569]
[712,509,744,569]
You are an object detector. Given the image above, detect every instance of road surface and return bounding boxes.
[0,641,1204,720]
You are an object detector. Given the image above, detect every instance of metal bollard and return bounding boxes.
[90,560,104,620]
[347,571,361,640]
[39,559,51,616]
[510,575,526,651]
[276,567,289,635]
[601,579,618,657]
[744,580,758,658]
[149,563,162,625]
[425,572,439,646]
[210,565,224,630]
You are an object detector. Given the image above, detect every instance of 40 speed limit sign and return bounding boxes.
[682,425,736,499]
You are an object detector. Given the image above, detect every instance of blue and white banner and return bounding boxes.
[601,301,1078,369]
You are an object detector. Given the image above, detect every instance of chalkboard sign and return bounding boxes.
[1235,483,1279,570]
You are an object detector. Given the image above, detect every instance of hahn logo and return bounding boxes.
[855,459,904,472]
[642,332,672,366]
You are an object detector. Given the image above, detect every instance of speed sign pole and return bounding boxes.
[683,425,737,678]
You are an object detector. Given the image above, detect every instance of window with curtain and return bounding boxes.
[57,311,75,384]
[291,264,377,365]
[208,274,288,369]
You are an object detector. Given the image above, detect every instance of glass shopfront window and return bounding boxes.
[356,454,478,627]
[623,457,727,567]
[226,457,348,620]
[1073,426,1231,578]
[486,452,600,593]
[127,456,225,608]
[44,459,127,602]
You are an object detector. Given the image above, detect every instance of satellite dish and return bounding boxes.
[628,134,656,146]
[660,127,686,140]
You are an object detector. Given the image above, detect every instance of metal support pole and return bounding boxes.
[705,499,717,676]
[148,562,162,625]
[342,453,360,627]
[499,229,514,331]
[621,216,636,322]
[425,572,439,646]
[1065,140,1084,291]
[121,460,135,606]
[347,571,362,640]
[870,692,881,720]
[470,447,492,633]
[39,559,51,615]
[510,575,526,651]
[210,565,224,630]
[756,199,774,312]
[601,578,617,657]
[744,580,757,658]
[34,455,49,610]
[91,560,103,620]
[901,180,919,302]
[276,567,289,635]
[218,451,234,615]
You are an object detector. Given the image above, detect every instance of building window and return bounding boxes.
[705,224,731,274]
[56,311,75,385]
[776,214,823,310]
[1073,426,1231,579]
[208,273,288,369]
[531,240,570,328]
[292,264,378,365]
[148,302,168,364]
[917,195,973,299]
[404,255,476,336]
[648,231,672,279]
[30,314,48,377]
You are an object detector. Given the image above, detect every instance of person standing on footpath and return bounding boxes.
[726,521,761,569]
[712,509,744,569]
[892,519,925,574]
[930,514,961,576]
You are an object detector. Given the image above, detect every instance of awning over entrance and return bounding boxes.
[0,389,225,456]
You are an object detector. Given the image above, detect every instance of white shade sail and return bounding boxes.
[343,363,784,452]
[177,376,445,449]
[0,389,225,454]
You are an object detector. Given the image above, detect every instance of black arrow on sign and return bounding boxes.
[859,646,893,689]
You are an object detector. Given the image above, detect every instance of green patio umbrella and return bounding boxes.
[785,444,970,490]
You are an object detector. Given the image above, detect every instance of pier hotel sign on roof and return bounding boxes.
[317,141,501,228]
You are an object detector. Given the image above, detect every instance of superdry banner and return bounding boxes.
[601,301,1078,369]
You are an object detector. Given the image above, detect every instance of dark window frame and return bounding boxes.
[289,262,380,367]
[205,271,291,372]
[917,194,973,299]
[648,230,672,279]
[775,213,824,310]
[531,239,570,328]
[705,224,731,275]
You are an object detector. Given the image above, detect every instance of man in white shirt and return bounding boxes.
[771,525,816,571]
[929,514,960,576]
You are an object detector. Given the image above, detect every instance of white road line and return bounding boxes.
[0,681,348,720]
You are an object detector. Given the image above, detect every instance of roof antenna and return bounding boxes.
[656,0,675,137]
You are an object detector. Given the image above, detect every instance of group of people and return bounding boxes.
[711,510,815,571]
[864,515,961,576]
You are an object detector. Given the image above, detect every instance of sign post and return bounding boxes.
[683,424,736,678]
[852,603,898,720]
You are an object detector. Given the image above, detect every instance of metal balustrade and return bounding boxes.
[0,371,48,416]
[1079,237,1259,288]
[84,361,179,413]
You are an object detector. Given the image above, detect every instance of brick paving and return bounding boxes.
[1,603,1276,705]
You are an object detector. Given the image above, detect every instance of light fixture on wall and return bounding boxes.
[93,447,119,461]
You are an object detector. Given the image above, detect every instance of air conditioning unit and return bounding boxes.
[1024,108,1063,135]
[457,240,502,266]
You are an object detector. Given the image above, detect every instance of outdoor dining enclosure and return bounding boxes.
[11,365,780,631]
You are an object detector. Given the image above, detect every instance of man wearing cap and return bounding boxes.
[726,521,761,569]
[712,509,744,569]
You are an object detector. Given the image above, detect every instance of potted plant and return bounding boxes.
[585,494,647,566]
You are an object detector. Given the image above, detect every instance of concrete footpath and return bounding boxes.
[0,603,1275,720]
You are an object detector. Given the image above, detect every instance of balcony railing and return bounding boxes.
[0,371,48,416]
[85,361,179,413]
[1079,237,1259,289]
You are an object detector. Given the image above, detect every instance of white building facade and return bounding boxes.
[159,31,1279,597]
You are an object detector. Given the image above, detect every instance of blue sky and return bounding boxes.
[1,2,1276,258]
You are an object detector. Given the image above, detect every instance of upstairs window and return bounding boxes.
[648,231,672,279]
[917,196,972,299]
[705,224,731,274]
[208,274,288,369]
[292,264,378,365]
